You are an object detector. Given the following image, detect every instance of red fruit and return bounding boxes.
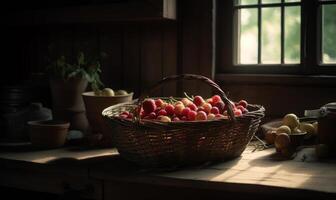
[147,112,157,119]
[238,100,248,108]
[212,95,222,104]
[172,117,180,122]
[174,104,185,116]
[155,99,164,107]
[127,113,134,119]
[121,111,129,116]
[196,111,207,121]
[236,105,245,112]
[197,106,206,113]
[214,101,225,113]
[187,110,197,121]
[236,105,248,114]
[165,104,175,116]
[143,99,156,114]
[206,98,213,105]
[187,103,197,111]
[207,113,216,120]
[158,109,167,116]
[181,116,188,121]
[234,109,242,117]
[119,114,128,119]
[193,96,205,107]
[181,98,192,106]
[210,107,219,115]
[203,103,212,114]
[140,110,146,118]
[181,107,191,117]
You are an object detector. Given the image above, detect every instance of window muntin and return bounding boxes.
[235,0,301,65]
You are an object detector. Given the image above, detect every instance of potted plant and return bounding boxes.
[47,52,103,133]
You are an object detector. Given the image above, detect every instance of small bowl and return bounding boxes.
[28,120,70,148]
[289,132,307,147]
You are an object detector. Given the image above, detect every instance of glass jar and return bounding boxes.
[318,107,336,157]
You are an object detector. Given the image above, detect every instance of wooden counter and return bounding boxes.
[0,145,335,199]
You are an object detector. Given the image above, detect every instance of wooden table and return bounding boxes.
[0,145,335,199]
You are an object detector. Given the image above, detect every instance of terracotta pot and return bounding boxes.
[49,77,89,132]
[82,91,133,145]
[28,120,70,148]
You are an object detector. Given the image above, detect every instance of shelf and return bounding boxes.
[4,0,176,26]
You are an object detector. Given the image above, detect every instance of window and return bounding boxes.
[216,0,336,75]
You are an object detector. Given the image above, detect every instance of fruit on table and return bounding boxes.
[275,133,291,150]
[282,113,299,130]
[265,130,277,144]
[276,125,291,135]
[118,95,250,122]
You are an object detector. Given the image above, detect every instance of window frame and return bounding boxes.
[216,0,336,75]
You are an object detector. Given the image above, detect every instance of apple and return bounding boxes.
[115,90,128,95]
[187,110,197,121]
[101,88,115,96]
[207,113,216,120]
[238,100,248,108]
[193,96,205,107]
[196,111,207,121]
[155,99,165,107]
[187,103,198,111]
[158,115,171,122]
[142,99,157,114]
[212,95,222,104]
[165,104,175,116]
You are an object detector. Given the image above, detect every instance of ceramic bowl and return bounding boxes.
[82,91,133,146]
[28,120,70,148]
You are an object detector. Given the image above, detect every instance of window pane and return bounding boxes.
[261,7,281,64]
[238,8,258,64]
[236,0,258,6]
[285,6,301,64]
[322,4,336,64]
[262,0,281,4]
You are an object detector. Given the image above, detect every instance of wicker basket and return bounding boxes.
[102,74,265,168]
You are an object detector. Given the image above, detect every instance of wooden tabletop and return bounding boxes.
[0,144,335,198]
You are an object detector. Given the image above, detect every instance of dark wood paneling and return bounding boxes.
[162,21,178,97]
[2,0,213,107]
[179,0,213,98]
[123,25,142,97]
[140,23,163,97]
[99,26,124,90]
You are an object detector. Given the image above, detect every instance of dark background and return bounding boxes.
[0,0,335,119]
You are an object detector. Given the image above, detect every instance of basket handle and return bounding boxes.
[137,74,236,121]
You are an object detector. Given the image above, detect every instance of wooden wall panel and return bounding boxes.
[123,25,141,97]
[99,26,124,89]
[162,21,178,97]
[179,0,213,98]
[140,23,163,97]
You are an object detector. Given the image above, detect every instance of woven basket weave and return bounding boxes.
[102,74,265,168]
